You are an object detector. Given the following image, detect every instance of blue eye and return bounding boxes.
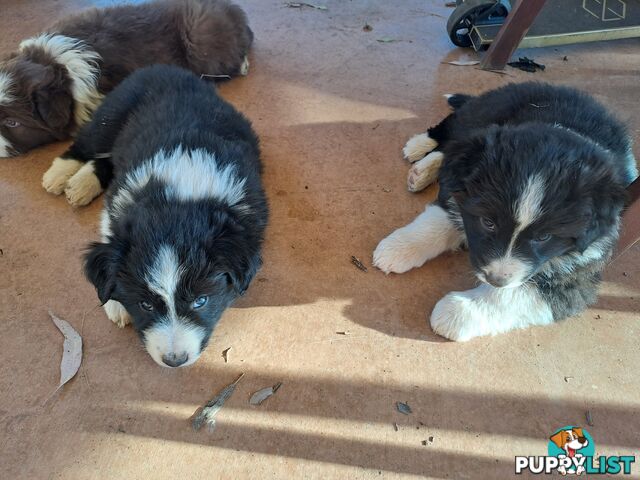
[192,296,208,309]
[533,233,551,243]
[139,300,154,312]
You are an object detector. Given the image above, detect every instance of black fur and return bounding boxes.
[430,82,637,321]
[81,65,267,366]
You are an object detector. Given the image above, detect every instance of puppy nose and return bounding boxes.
[486,271,512,287]
[162,352,188,368]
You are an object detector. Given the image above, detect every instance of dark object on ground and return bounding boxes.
[507,56,545,72]
[396,402,412,415]
[351,256,368,272]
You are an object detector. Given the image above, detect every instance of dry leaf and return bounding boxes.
[222,347,232,363]
[249,382,282,405]
[443,60,480,66]
[50,311,82,389]
[192,373,244,432]
[396,401,412,415]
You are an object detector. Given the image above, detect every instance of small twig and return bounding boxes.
[200,73,231,79]
[529,103,550,108]
[285,2,327,10]
[351,256,368,272]
[586,410,594,427]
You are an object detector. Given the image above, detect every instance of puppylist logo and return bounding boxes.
[515,426,636,475]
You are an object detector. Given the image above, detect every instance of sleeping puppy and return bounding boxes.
[0,0,252,161]
[80,65,267,367]
[374,82,638,341]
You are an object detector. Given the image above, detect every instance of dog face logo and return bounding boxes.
[550,427,589,458]
[548,427,594,475]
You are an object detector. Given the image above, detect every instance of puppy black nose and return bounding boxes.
[162,352,188,367]
[486,272,512,287]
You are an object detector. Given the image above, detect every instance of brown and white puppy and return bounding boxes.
[0,0,253,163]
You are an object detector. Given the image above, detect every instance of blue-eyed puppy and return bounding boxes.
[79,65,267,367]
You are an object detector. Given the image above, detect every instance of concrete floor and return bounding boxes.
[1,1,639,478]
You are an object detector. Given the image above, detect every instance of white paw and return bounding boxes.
[373,204,461,274]
[240,55,250,76]
[407,151,444,192]
[430,292,481,342]
[373,231,430,274]
[403,133,438,162]
[65,161,102,207]
[42,157,84,195]
[104,300,131,328]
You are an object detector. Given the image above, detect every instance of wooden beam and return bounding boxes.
[480,0,547,71]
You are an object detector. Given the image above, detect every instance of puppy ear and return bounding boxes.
[25,62,73,132]
[227,255,262,296]
[575,174,627,253]
[549,431,566,448]
[573,427,584,438]
[438,131,492,195]
[205,208,263,296]
[84,240,127,304]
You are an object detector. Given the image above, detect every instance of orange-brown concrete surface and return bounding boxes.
[1,1,639,479]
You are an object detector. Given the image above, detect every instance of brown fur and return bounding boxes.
[0,0,253,156]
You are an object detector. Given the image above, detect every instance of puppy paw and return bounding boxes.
[430,292,480,342]
[373,232,425,274]
[104,300,131,328]
[42,157,84,195]
[407,151,444,192]
[403,133,438,162]
[65,161,102,207]
[240,55,250,76]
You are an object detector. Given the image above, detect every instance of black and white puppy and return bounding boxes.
[77,65,267,367]
[374,82,637,341]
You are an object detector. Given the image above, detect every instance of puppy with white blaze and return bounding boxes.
[81,65,267,367]
[374,82,638,341]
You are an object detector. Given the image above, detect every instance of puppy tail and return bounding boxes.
[445,93,472,110]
